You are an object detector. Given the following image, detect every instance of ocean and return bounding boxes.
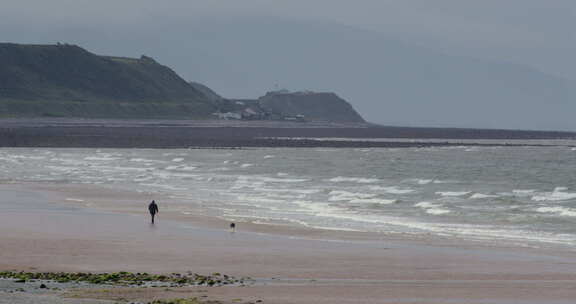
[2,143,576,247]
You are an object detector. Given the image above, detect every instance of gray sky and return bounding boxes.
[2,0,576,130]
[3,0,574,78]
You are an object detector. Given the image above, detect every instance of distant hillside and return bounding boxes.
[189,81,224,102]
[214,90,365,123]
[258,91,365,123]
[0,43,215,118]
[73,17,572,130]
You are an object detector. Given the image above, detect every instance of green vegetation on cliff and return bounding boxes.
[258,91,365,123]
[0,43,367,122]
[0,43,215,118]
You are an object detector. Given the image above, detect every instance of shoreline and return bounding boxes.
[4,182,576,303]
[23,182,576,251]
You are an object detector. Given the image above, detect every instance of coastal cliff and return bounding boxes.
[0,43,366,123]
[0,43,215,118]
[217,90,366,123]
[258,90,365,123]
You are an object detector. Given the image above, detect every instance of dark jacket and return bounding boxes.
[148,201,158,214]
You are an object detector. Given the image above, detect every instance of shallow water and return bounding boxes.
[2,144,576,247]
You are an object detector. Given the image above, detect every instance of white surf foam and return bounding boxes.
[470,193,499,199]
[172,158,184,162]
[295,200,344,214]
[532,188,576,202]
[413,179,433,185]
[84,156,119,161]
[535,207,576,217]
[235,175,308,184]
[65,198,85,202]
[328,176,380,183]
[426,208,451,215]
[349,198,397,205]
[414,201,451,215]
[370,186,415,194]
[328,190,377,201]
[415,202,438,208]
[433,180,458,184]
[129,158,165,163]
[509,189,537,198]
[165,165,197,171]
[236,195,288,205]
[436,191,470,197]
[513,189,536,194]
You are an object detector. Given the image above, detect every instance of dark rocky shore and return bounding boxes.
[0,119,574,148]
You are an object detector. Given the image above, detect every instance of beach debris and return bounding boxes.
[0,271,250,287]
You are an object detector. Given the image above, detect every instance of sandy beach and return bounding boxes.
[3,183,576,303]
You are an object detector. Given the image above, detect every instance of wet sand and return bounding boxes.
[3,183,576,303]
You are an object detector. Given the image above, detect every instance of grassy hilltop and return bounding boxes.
[0,43,215,118]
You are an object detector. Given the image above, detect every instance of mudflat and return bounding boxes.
[0,118,574,149]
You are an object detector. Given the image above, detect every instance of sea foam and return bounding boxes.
[328,190,377,201]
[436,191,471,197]
[165,165,197,171]
[532,188,576,202]
[415,202,451,215]
[329,176,380,183]
[470,193,499,199]
[349,198,397,205]
[370,186,415,194]
[536,207,576,217]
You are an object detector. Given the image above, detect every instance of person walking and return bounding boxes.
[148,200,159,224]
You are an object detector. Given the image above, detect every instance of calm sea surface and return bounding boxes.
[2,143,576,247]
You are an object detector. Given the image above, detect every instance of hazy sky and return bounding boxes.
[2,1,576,130]
[3,1,573,42]
[3,0,575,78]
